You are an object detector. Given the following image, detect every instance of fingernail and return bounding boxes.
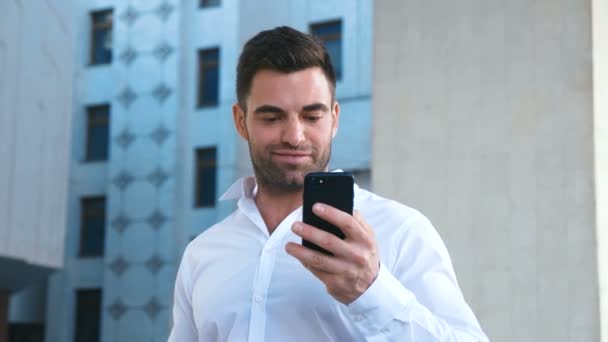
[292,223,302,233]
[313,203,325,213]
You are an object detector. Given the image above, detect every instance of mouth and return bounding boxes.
[271,150,312,164]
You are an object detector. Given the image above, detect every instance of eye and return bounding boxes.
[305,115,321,122]
[261,116,279,123]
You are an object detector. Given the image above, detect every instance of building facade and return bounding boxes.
[8,1,373,341]
[1,0,75,341]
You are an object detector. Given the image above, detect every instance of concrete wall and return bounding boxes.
[592,0,608,340]
[372,1,600,341]
[0,0,73,283]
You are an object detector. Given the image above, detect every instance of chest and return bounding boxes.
[191,236,335,320]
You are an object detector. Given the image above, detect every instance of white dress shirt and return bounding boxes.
[168,175,488,342]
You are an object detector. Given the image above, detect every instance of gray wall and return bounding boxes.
[592,0,608,340]
[0,0,73,286]
[372,1,602,341]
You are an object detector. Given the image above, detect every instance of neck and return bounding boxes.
[254,184,303,235]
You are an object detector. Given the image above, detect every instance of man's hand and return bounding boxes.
[285,203,380,304]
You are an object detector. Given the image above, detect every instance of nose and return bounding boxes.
[281,116,305,147]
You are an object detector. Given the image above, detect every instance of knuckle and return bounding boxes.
[362,237,375,250]
[324,236,335,250]
[347,217,358,231]
[346,268,358,281]
[312,254,324,268]
[353,253,367,266]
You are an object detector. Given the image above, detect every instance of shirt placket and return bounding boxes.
[246,207,301,342]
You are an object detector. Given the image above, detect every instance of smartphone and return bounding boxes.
[302,172,354,255]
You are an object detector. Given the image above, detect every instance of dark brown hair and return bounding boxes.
[236,26,337,111]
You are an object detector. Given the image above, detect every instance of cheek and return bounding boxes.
[311,122,334,143]
[248,126,277,148]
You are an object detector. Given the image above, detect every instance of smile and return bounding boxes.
[272,151,312,163]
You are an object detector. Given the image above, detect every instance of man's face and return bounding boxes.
[232,67,339,193]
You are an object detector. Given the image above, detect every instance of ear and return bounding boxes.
[331,101,340,139]
[232,103,249,141]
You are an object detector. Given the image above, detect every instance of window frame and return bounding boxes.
[89,8,113,65]
[79,196,106,257]
[85,104,110,162]
[200,0,221,8]
[194,147,218,208]
[310,19,343,80]
[74,289,102,342]
[197,48,220,108]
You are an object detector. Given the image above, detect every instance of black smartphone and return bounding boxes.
[302,172,354,255]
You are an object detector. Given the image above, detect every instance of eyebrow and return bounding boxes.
[253,105,286,115]
[252,103,329,115]
[302,103,329,112]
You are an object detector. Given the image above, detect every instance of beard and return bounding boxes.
[249,141,331,194]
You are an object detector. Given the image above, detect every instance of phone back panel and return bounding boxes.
[302,172,354,255]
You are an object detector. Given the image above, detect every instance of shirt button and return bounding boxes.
[254,295,262,303]
[354,314,364,322]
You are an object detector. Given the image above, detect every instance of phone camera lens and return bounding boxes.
[319,179,324,184]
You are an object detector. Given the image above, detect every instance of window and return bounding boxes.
[85,104,110,161]
[197,48,220,108]
[200,0,221,8]
[195,147,217,207]
[79,197,106,257]
[74,289,101,342]
[9,323,44,342]
[310,20,343,80]
[90,9,113,65]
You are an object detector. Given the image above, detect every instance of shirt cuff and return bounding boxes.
[346,262,415,336]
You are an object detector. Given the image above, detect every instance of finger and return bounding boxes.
[291,222,355,258]
[285,242,349,274]
[353,210,374,235]
[312,203,367,241]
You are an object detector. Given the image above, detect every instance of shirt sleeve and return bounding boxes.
[345,213,489,342]
[168,247,198,342]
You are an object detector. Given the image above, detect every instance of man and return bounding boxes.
[169,26,488,341]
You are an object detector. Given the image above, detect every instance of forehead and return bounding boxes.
[247,67,333,109]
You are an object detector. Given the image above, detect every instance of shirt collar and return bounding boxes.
[219,176,257,201]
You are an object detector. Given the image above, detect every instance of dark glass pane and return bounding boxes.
[200,149,216,162]
[92,10,112,24]
[92,30,112,64]
[74,290,101,342]
[86,105,110,161]
[201,49,219,62]
[201,0,221,7]
[198,49,220,107]
[82,217,105,256]
[88,125,109,160]
[311,20,343,80]
[325,39,342,79]
[195,148,217,207]
[80,198,106,257]
[90,9,113,65]
[312,21,341,36]
[199,167,216,206]
[9,323,44,342]
[202,66,219,105]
